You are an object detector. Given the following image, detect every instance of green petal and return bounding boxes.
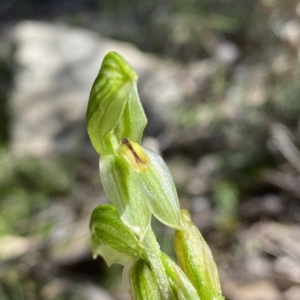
[100,155,151,237]
[90,204,144,266]
[115,84,147,145]
[118,140,183,230]
[142,148,182,229]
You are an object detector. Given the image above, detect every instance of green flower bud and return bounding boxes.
[90,204,144,266]
[174,210,224,300]
[118,138,183,231]
[86,52,147,155]
[160,253,200,300]
[124,259,162,300]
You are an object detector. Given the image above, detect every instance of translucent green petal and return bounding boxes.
[90,204,144,266]
[118,140,183,230]
[141,148,182,229]
[115,84,147,145]
[100,155,151,237]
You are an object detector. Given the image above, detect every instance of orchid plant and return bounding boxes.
[86,52,224,300]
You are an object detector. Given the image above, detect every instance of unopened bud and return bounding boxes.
[174,210,224,300]
[86,52,147,155]
[124,259,162,300]
[160,253,200,300]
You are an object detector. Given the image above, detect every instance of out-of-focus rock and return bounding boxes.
[142,136,161,154]
[186,172,208,195]
[10,21,192,158]
[223,279,281,300]
[197,154,221,177]
[190,196,213,228]
[236,222,300,288]
[272,54,293,75]
[245,255,273,278]
[41,280,116,300]
[80,283,117,300]
[283,286,300,300]
[185,59,218,95]
[274,256,300,287]
[213,41,240,65]
[246,66,269,106]
[191,196,210,213]
[281,20,300,48]
[0,235,36,260]
[239,194,284,220]
[223,64,249,118]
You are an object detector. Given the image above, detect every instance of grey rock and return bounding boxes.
[274,256,300,286]
[213,41,240,65]
[9,21,189,158]
[223,279,281,300]
[280,20,300,48]
[283,286,300,300]
[82,283,117,300]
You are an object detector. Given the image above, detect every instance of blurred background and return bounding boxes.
[1,0,300,299]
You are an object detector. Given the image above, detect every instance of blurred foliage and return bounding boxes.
[214,181,239,234]
[0,37,13,146]
[0,150,72,236]
[272,73,300,121]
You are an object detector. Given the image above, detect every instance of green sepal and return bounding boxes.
[174,210,224,300]
[118,142,183,231]
[90,204,144,266]
[160,253,200,300]
[100,155,152,237]
[124,259,162,300]
[141,148,182,230]
[86,51,147,155]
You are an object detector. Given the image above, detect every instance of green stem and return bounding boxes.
[142,228,176,300]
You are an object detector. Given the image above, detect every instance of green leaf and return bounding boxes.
[174,210,224,300]
[160,253,200,300]
[90,204,144,266]
[124,259,162,300]
[86,51,147,155]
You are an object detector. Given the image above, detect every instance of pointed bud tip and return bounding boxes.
[103,52,138,82]
[181,209,192,222]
